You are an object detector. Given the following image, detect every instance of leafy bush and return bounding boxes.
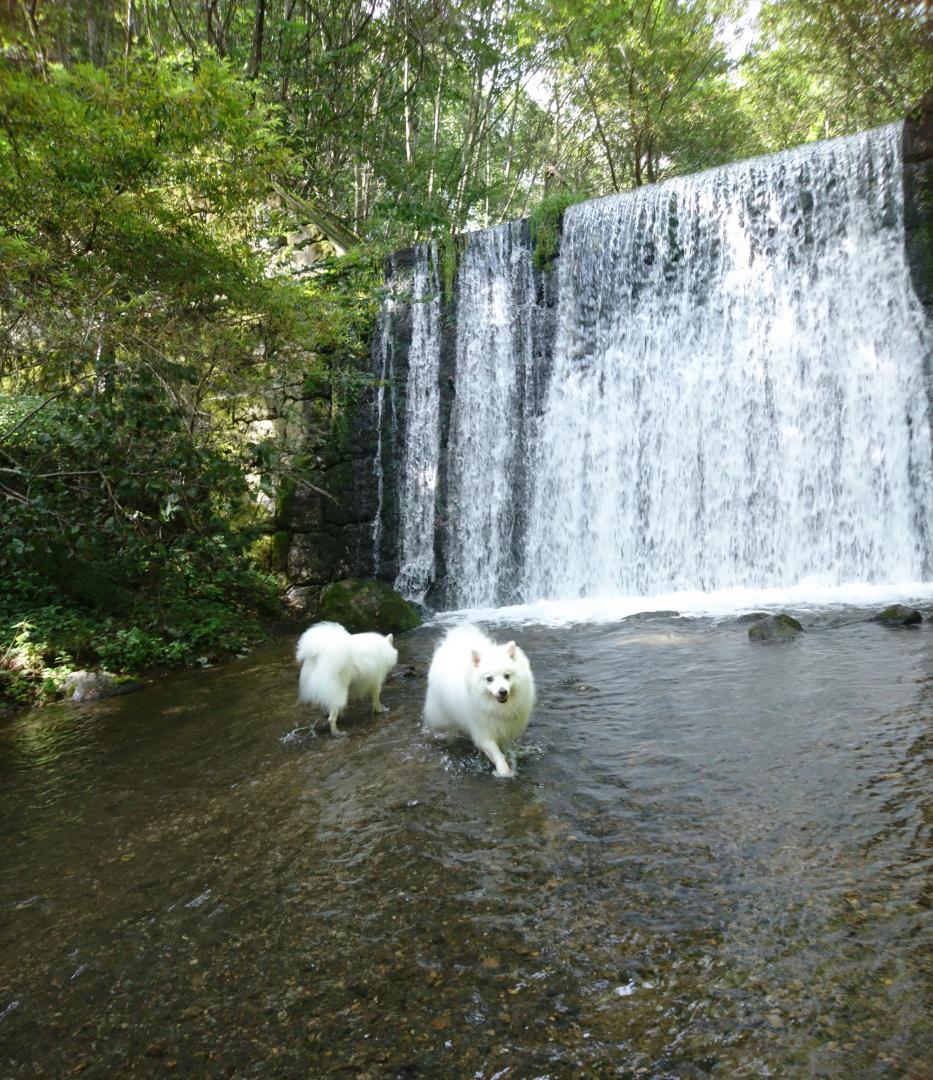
[0,390,282,709]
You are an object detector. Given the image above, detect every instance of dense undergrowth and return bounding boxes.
[0,56,392,712]
[0,391,281,709]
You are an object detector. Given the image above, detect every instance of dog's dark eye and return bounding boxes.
[486,675,493,683]
[503,673,511,680]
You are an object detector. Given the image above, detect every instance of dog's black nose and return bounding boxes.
[496,688,509,702]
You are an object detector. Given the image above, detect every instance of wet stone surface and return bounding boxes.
[1,613,931,1077]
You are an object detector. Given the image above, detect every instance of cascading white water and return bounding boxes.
[380,123,932,609]
[443,221,538,607]
[393,242,441,601]
[522,123,932,598]
[370,264,394,577]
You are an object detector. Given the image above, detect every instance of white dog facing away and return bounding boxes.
[296,622,398,735]
[423,624,535,777]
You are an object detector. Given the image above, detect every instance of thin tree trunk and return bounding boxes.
[427,54,446,198]
[21,0,48,75]
[403,53,413,165]
[124,0,135,57]
[166,0,198,52]
[249,0,266,77]
[206,0,226,57]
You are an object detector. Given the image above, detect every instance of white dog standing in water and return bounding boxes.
[423,624,535,777]
[296,622,398,735]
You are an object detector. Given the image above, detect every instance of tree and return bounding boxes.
[0,55,316,694]
[518,0,754,194]
[740,0,932,149]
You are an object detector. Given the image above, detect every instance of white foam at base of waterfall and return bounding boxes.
[429,580,933,628]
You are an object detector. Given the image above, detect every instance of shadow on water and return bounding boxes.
[1,615,931,1077]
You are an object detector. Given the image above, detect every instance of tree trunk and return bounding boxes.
[125,0,135,57]
[427,55,446,198]
[249,0,266,77]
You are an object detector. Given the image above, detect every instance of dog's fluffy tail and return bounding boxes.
[295,621,351,664]
[296,622,353,711]
[439,623,489,652]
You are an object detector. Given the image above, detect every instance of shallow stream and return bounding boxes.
[1,611,931,1077]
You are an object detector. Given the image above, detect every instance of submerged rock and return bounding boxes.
[748,613,804,643]
[870,604,923,627]
[558,676,598,693]
[62,670,141,703]
[736,611,770,624]
[622,610,681,622]
[320,578,422,634]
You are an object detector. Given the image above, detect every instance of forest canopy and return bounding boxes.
[0,0,929,705]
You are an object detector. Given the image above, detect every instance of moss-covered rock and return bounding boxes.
[320,578,421,634]
[748,613,804,643]
[871,604,923,627]
[62,670,141,703]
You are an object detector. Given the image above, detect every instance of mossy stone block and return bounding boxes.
[320,578,421,634]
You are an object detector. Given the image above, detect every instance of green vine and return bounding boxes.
[528,191,589,270]
[437,231,460,304]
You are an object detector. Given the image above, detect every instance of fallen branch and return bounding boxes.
[270,181,361,253]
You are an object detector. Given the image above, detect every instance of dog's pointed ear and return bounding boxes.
[471,649,482,667]
[386,633,394,645]
[506,641,517,660]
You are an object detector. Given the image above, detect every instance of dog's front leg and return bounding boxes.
[327,708,346,736]
[476,737,513,778]
[371,688,389,714]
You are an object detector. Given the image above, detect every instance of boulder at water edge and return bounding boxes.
[62,670,141,703]
[870,604,923,627]
[748,613,804,643]
[320,578,422,635]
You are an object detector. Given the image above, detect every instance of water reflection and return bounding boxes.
[1,614,930,1076]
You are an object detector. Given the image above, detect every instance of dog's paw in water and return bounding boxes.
[280,726,315,747]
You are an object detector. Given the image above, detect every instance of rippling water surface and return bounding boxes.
[1,612,931,1077]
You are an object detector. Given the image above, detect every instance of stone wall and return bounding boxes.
[278,380,382,617]
[903,91,933,445]
[903,90,932,315]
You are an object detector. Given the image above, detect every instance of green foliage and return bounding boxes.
[740,0,932,149]
[528,191,589,271]
[0,53,343,708]
[522,0,757,193]
[0,392,280,706]
[2,0,928,242]
[0,55,303,387]
[437,233,461,304]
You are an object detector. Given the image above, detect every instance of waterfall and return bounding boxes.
[443,221,539,607]
[371,243,442,602]
[395,243,441,601]
[523,123,932,598]
[377,123,933,610]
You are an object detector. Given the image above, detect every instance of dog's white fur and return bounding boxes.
[423,624,535,777]
[296,621,398,735]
